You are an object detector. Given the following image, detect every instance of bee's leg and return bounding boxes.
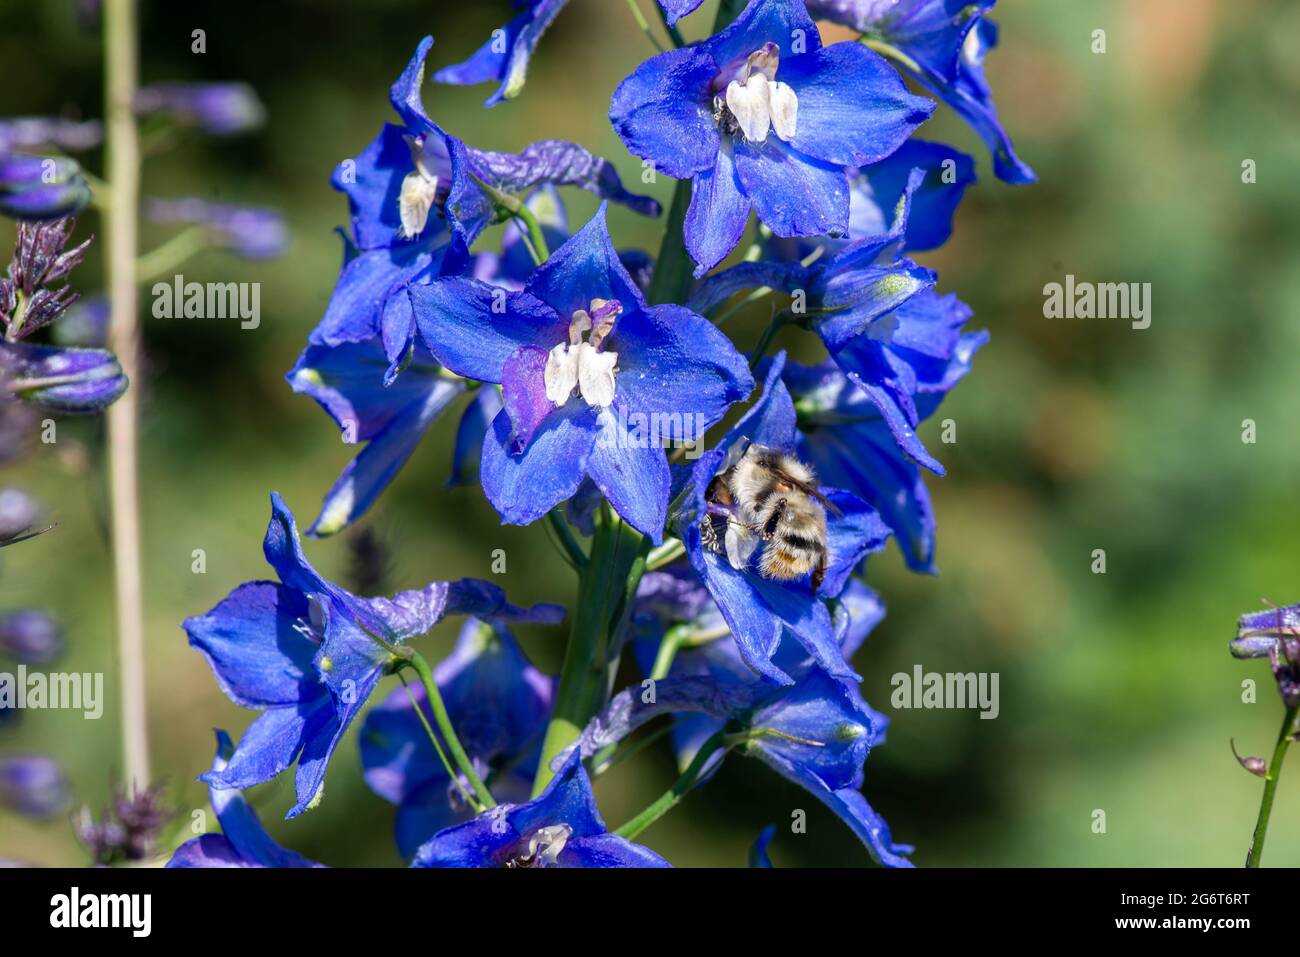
[700,501,736,554]
[761,498,787,541]
[811,552,826,593]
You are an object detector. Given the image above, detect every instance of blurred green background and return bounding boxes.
[4,0,1300,867]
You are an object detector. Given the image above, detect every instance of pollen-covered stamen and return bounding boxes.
[543,299,622,409]
[711,43,798,144]
[397,134,450,239]
[504,823,573,868]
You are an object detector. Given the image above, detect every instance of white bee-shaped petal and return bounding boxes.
[544,342,581,405]
[768,80,798,141]
[398,169,439,239]
[726,73,773,144]
[544,342,618,408]
[575,343,618,408]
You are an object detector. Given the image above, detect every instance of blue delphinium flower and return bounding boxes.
[805,0,1035,184]
[411,750,669,867]
[182,492,564,818]
[169,732,324,868]
[0,153,92,221]
[783,331,983,572]
[690,186,981,474]
[1233,603,1300,707]
[411,205,753,542]
[842,139,975,254]
[569,575,912,866]
[361,617,554,859]
[0,218,127,413]
[433,0,574,107]
[295,39,664,535]
[611,0,934,273]
[667,353,891,684]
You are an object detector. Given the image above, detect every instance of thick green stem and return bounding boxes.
[406,649,496,809]
[614,730,728,839]
[104,0,150,792]
[646,179,693,307]
[1247,703,1298,867]
[532,508,645,795]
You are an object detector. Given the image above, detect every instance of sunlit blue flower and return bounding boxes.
[361,618,554,859]
[670,354,891,684]
[691,184,982,472]
[611,0,933,273]
[412,750,669,867]
[182,492,563,818]
[411,205,753,542]
[168,732,324,868]
[434,0,574,107]
[805,0,1035,183]
[570,574,912,866]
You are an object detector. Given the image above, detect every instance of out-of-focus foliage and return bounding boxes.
[2,0,1299,866]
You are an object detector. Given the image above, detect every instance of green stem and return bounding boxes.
[398,671,480,812]
[859,35,922,75]
[405,648,496,809]
[532,508,645,795]
[646,178,693,307]
[472,175,551,263]
[646,537,685,571]
[614,730,728,839]
[104,0,150,792]
[1247,703,1298,867]
[546,510,588,570]
[749,314,788,369]
[135,225,209,282]
[624,0,666,52]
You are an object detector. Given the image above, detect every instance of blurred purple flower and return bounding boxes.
[145,197,288,260]
[0,754,70,818]
[0,610,63,664]
[0,117,102,153]
[134,83,265,136]
[0,153,91,221]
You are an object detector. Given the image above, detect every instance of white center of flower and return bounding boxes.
[505,823,573,868]
[543,299,621,409]
[714,44,798,144]
[397,134,446,239]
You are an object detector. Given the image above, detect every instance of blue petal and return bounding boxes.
[656,0,705,27]
[782,43,934,167]
[524,205,645,320]
[850,139,975,251]
[733,136,849,239]
[706,0,821,68]
[182,582,317,708]
[610,46,721,180]
[559,833,672,868]
[432,0,574,107]
[588,409,672,543]
[332,123,444,252]
[612,302,754,426]
[480,404,599,526]
[449,388,503,488]
[411,279,566,384]
[684,142,751,276]
[311,241,446,347]
[201,697,331,792]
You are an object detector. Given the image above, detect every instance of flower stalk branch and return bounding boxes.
[1247,703,1299,867]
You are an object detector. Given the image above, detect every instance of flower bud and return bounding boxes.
[0,754,70,818]
[0,487,41,542]
[1,342,128,414]
[0,610,63,664]
[0,153,92,221]
[1231,739,1268,778]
